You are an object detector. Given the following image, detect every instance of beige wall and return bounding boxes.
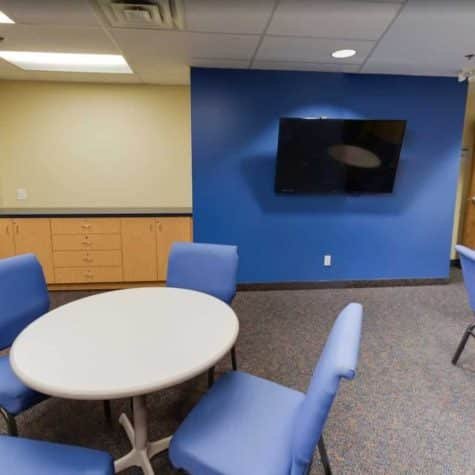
[0,81,191,208]
[452,82,475,257]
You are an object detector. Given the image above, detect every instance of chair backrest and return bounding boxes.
[456,245,475,311]
[167,242,238,304]
[290,303,363,474]
[0,254,49,350]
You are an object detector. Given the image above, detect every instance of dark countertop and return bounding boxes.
[0,207,193,217]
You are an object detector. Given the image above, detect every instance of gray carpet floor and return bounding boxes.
[4,269,475,474]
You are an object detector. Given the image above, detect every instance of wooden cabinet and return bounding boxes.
[13,219,55,283]
[121,218,157,282]
[0,215,192,288]
[156,217,193,280]
[0,219,15,259]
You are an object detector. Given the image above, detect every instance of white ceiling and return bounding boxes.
[0,0,473,84]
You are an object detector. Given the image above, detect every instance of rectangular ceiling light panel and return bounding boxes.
[0,10,14,24]
[0,51,133,74]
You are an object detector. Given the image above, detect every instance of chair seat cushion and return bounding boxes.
[0,435,114,475]
[0,355,46,415]
[169,371,305,475]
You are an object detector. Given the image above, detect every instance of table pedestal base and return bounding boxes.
[114,395,172,474]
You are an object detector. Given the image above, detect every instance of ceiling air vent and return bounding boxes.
[95,0,184,30]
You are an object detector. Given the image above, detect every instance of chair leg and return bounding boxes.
[231,345,238,371]
[318,436,332,475]
[103,400,112,423]
[452,324,475,365]
[0,407,18,436]
[208,366,215,388]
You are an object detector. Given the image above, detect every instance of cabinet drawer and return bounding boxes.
[51,218,120,235]
[55,266,123,283]
[53,250,122,268]
[52,234,121,251]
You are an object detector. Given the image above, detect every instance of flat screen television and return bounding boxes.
[274,118,406,194]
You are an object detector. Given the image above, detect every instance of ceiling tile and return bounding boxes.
[111,29,260,61]
[184,0,276,34]
[191,58,250,69]
[190,32,259,59]
[362,0,475,77]
[256,36,374,64]
[252,60,360,73]
[267,0,402,40]
[0,24,118,54]
[0,0,100,27]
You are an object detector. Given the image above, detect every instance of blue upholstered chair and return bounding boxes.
[0,254,49,435]
[169,302,363,475]
[452,244,475,365]
[167,242,239,385]
[0,435,114,474]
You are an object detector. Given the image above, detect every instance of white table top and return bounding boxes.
[10,287,239,400]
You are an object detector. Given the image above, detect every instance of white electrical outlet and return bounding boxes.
[16,188,28,201]
[324,255,332,267]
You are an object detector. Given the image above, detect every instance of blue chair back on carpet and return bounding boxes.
[167,242,238,304]
[291,302,363,473]
[0,254,49,350]
[456,245,475,312]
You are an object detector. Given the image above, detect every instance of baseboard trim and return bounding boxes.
[48,277,451,293]
[238,277,449,291]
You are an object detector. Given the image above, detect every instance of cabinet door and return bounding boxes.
[156,217,193,281]
[0,219,15,259]
[14,219,55,283]
[121,218,157,282]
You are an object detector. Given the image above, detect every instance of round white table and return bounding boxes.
[10,287,239,475]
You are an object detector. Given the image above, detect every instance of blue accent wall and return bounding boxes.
[191,68,467,283]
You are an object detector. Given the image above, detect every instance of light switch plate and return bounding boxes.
[324,255,332,267]
[16,188,28,200]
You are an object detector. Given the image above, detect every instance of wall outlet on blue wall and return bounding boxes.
[324,255,332,267]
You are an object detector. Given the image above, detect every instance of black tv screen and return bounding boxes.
[274,118,406,194]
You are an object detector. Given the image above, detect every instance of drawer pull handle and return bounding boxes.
[83,257,93,263]
[81,241,92,246]
[81,224,91,229]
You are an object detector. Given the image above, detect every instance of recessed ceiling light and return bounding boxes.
[0,10,14,24]
[332,49,356,59]
[0,51,133,73]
